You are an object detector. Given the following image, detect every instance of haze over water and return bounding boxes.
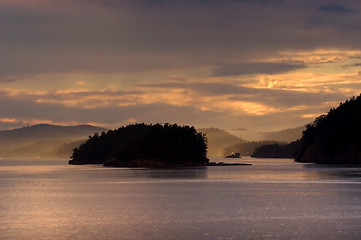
[1,157,361,240]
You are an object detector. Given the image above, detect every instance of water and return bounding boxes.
[1,157,361,240]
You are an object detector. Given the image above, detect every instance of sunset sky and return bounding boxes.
[1,0,361,131]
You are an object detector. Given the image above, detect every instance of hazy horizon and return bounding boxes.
[1,0,361,131]
[0,123,303,158]
[0,122,304,137]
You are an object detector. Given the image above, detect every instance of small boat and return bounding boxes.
[225,152,241,158]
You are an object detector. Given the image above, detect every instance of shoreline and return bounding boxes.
[207,162,252,166]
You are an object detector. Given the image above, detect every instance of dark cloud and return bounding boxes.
[86,0,284,7]
[139,82,250,95]
[1,0,361,131]
[168,76,187,81]
[351,63,361,67]
[44,90,142,99]
[0,76,19,83]
[342,62,361,68]
[211,62,307,76]
[229,89,346,109]
[1,0,361,75]
[318,4,353,13]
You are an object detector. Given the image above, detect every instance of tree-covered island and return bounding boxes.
[250,95,361,165]
[69,123,209,167]
[295,95,361,165]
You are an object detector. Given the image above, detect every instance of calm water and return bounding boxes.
[1,157,361,240]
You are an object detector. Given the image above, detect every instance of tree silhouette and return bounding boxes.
[69,123,209,167]
[296,95,361,164]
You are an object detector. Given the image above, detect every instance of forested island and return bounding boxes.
[295,95,361,165]
[69,123,209,167]
[250,95,361,165]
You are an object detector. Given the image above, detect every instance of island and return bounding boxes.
[69,123,209,167]
[296,95,361,165]
[225,152,241,158]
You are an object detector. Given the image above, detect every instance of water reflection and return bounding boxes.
[302,163,361,180]
[1,157,361,183]
[1,158,361,240]
[133,168,208,179]
[94,167,208,180]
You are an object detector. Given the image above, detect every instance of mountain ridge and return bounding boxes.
[228,126,304,143]
[0,124,105,142]
[0,124,106,158]
[1,124,303,158]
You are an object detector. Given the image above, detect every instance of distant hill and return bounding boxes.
[229,126,304,143]
[198,128,245,156]
[296,95,361,165]
[0,124,105,143]
[260,126,305,142]
[251,140,301,159]
[0,124,105,158]
[223,140,284,157]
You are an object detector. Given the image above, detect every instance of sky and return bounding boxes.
[1,0,361,131]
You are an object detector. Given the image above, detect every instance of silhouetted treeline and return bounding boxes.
[251,140,301,158]
[296,95,361,164]
[69,123,209,167]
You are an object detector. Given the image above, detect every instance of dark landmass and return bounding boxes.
[223,140,283,157]
[251,140,301,158]
[225,152,241,158]
[69,123,209,167]
[198,128,245,156]
[296,95,361,165]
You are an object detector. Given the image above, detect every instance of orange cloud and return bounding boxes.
[302,113,322,119]
[0,118,18,123]
[277,49,361,64]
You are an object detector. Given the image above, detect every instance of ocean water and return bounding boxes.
[1,157,361,240]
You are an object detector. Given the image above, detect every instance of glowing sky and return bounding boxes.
[1,0,361,131]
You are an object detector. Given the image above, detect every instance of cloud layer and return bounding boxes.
[1,0,361,130]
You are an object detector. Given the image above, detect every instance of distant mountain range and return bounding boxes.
[228,126,304,143]
[198,128,246,156]
[0,124,303,158]
[0,124,105,143]
[0,124,105,158]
